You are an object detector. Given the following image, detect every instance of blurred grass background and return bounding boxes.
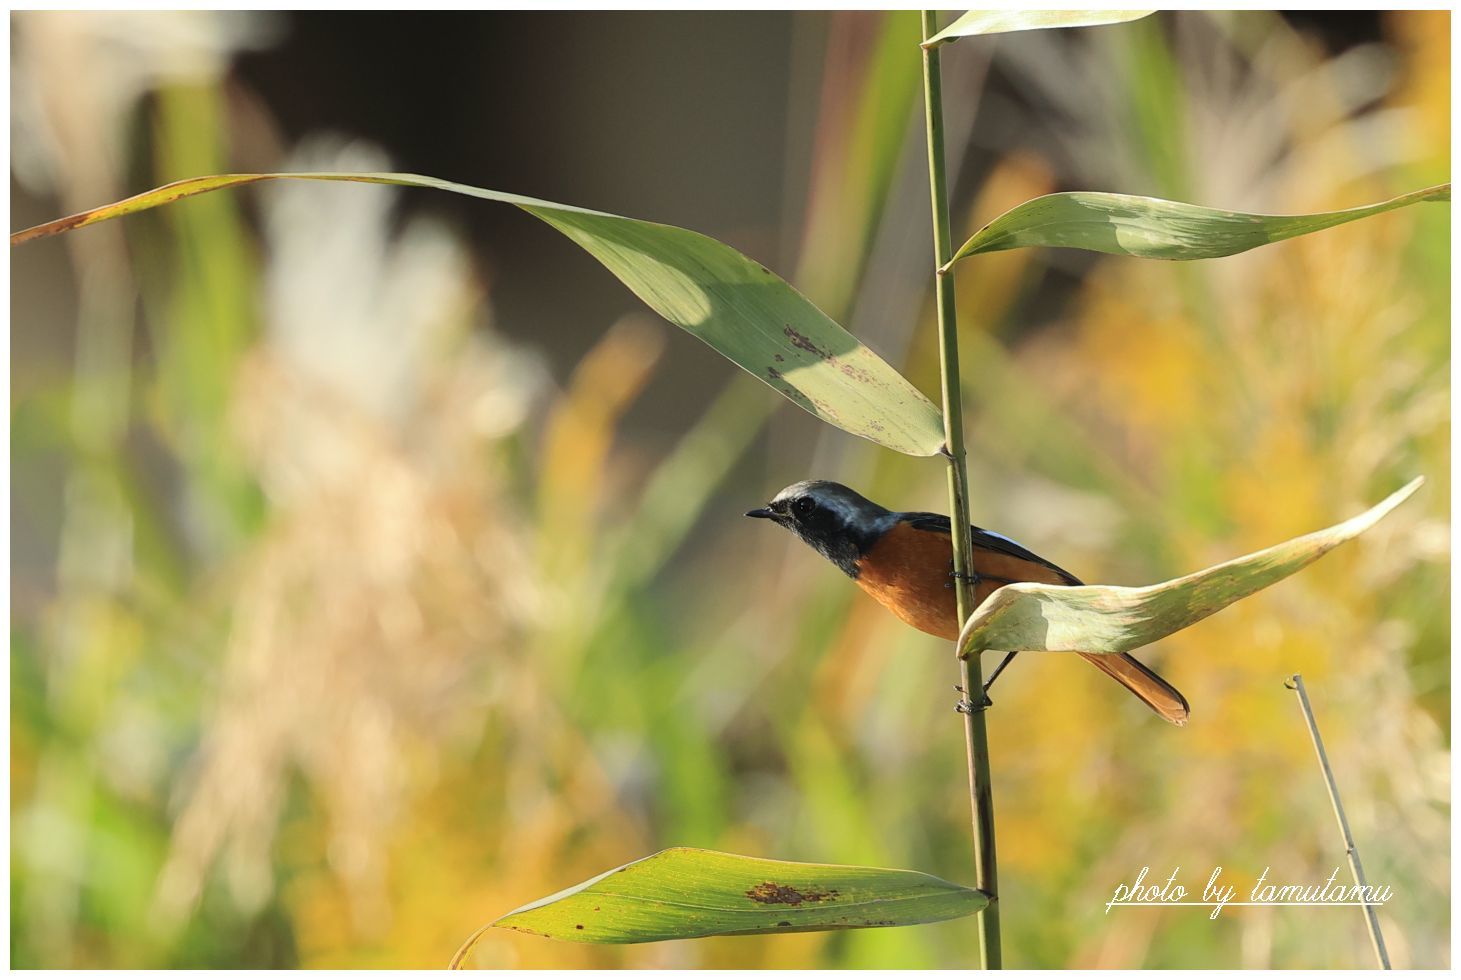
[8,9,1449,968]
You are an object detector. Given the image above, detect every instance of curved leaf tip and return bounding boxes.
[944,184,1451,269]
[958,477,1424,659]
[923,10,1154,49]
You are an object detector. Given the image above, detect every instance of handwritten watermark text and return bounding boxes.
[1105,866,1392,920]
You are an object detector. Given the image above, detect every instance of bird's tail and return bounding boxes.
[1079,651,1190,726]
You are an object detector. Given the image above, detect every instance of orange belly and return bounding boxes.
[853,523,961,639]
[853,522,1070,640]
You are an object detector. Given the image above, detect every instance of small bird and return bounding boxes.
[746,480,1189,725]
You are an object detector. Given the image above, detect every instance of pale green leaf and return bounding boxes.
[945,184,1450,269]
[450,847,989,961]
[11,173,946,456]
[923,10,1154,49]
[958,477,1424,658]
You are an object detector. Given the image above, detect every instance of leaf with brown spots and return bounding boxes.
[449,847,988,961]
[745,881,839,905]
[11,171,946,456]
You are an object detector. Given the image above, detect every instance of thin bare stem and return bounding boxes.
[1285,674,1391,969]
[921,9,1001,968]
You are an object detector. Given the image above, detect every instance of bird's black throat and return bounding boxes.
[786,520,877,579]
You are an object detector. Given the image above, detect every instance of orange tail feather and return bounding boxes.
[1079,651,1190,726]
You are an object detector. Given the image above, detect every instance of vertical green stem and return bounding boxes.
[920,10,1001,969]
[1285,675,1391,969]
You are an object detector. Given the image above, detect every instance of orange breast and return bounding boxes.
[854,523,961,640]
[854,522,1075,641]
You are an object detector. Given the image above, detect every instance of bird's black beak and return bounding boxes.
[745,507,776,520]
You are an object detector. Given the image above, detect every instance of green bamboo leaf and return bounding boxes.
[958,477,1424,659]
[922,10,1154,49]
[945,184,1450,269]
[11,173,946,456]
[450,847,989,961]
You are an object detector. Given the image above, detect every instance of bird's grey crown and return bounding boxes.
[761,480,898,577]
[768,480,891,526]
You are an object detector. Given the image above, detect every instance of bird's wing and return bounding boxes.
[902,513,1188,725]
[901,512,1083,586]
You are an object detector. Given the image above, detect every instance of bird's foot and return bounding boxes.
[955,692,992,714]
[946,566,983,590]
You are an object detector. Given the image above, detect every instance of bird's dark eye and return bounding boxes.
[794,496,816,517]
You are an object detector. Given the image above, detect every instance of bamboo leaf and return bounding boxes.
[922,10,1154,49]
[958,477,1424,658]
[945,184,1450,268]
[11,173,947,456]
[450,847,989,961]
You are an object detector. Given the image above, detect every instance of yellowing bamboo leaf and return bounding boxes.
[945,185,1450,268]
[958,477,1424,658]
[922,10,1154,49]
[450,847,989,962]
[11,172,947,456]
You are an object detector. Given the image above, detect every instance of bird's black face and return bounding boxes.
[745,480,894,578]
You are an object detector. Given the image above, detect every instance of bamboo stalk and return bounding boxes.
[921,9,1001,968]
[1285,674,1391,969]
